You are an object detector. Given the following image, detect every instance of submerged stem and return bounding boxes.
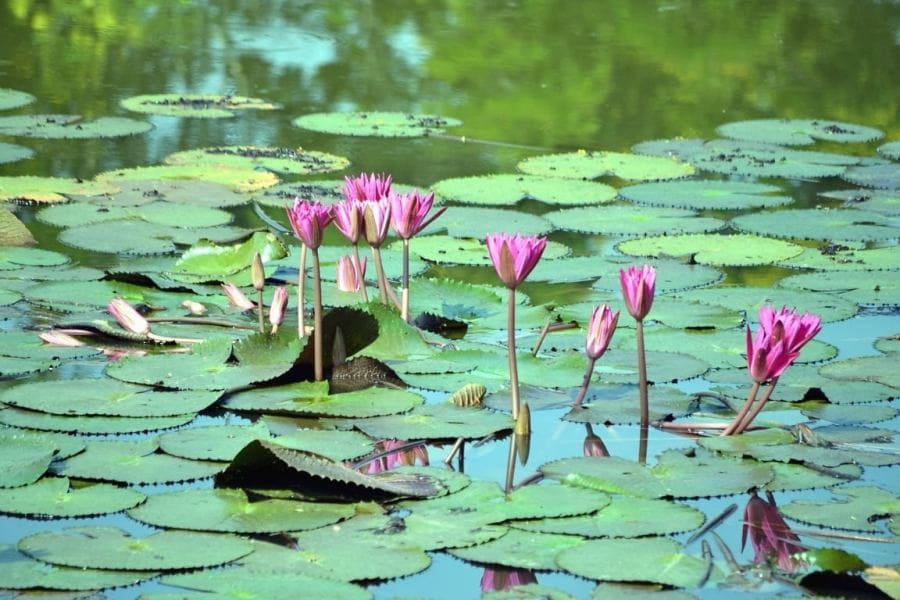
[721,381,761,436]
[311,248,323,382]
[636,319,649,429]
[506,287,521,421]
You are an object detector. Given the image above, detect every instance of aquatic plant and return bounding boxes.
[573,304,619,408]
[620,264,656,428]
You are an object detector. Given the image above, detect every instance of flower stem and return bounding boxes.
[351,243,368,303]
[371,246,389,304]
[638,424,649,465]
[147,317,255,330]
[311,248,324,382]
[572,357,597,408]
[734,378,779,434]
[297,243,307,337]
[256,289,265,334]
[507,287,521,421]
[504,434,517,494]
[401,238,410,322]
[721,381,761,436]
[635,319,649,429]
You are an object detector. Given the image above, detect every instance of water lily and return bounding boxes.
[573,304,619,408]
[619,264,656,429]
[268,287,288,335]
[342,172,392,202]
[39,330,86,347]
[390,189,446,321]
[336,254,367,294]
[108,298,150,336]
[222,283,256,311]
[742,491,805,572]
[285,199,333,250]
[361,440,429,474]
[759,305,822,354]
[362,198,395,305]
[486,233,547,421]
[583,424,610,457]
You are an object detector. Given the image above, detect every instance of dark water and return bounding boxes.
[1,1,899,598]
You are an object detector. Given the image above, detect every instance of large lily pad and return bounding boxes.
[128,487,355,533]
[157,568,372,599]
[717,119,884,145]
[449,529,584,570]
[38,200,234,229]
[517,151,695,181]
[405,234,569,266]
[545,205,725,236]
[97,164,278,193]
[618,180,791,210]
[431,173,617,206]
[422,205,552,238]
[292,111,461,137]
[676,285,859,324]
[0,436,54,488]
[779,269,899,307]
[0,142,33,165]
[164,146,350,175]
[0,544,154,591]
[223,382,424,418]
[0,175,117,203]
[121,93,280,118]
[0,114,151,139]
[0,477,145,517]
[731,208,897,242]
[819,354,900,389]
[779,485,900,532]
[97,178,251,208]
[561,385,699,425]
[59,219,250,255]
[586,257,723,294]
[617,233,805,266]
[18,526,254,570]
[0,88,35,110]
[170,231,287,280]
[351,402,512,441]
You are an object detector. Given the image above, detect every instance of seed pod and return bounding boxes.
[448,383,487,407]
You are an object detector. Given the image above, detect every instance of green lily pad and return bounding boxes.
[0,477,145,517]
[0,114,151,139]
[765,461,863,492]
[0,544,154,591]
[0,436,53,488]
[0,285,21,305]
[59,218,250,255]
[128,487,355,533]
[779,269,899,307]
[517,151,694,181]
[159,422,272,461]
[107,332,303,391]
[780,485,900,532]
[97,164,278,193]
[587,257,724,294]
[422,205,552,238]
[0,88,36,111]
[618,233,805,266]
[0,356,53,379]
[0,379,220,417]
[795,399,899,425]
[164,146,350,175]
[676,285,859,323]
[157,568,372,600]
[449,529,584,570]
[0,175,117,203]
[38,200,234,229]
[404,234,569,266]
[352,402,512,441]
[223,381,424,417]
[170,231,287,280]
[0,330,99,361]
[0,206,33,245]
[514,495,705,539]
[731,208,897,242]
[99,178,252,208]
[823,188,900,217]
[57,437,226,484]
[717,119,884,145]
[842,163,900,190]
[251,178,348,207]
[0,428,85,459]
[22,278,176,313]
[618,180,791,210]
[18,526,254,570]
[556,537,711,587]
[0,142,34,165]
[120,93,280,118]
[877,141,900,161]
[561,385,699,426]
[819,354,900,389]
[292,111,461,137]
[545,205,725,236]
[432,174,617,206]
[590,583,699,600]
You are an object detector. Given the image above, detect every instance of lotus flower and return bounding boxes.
[336,255,367,292]
[480,567,538,592]
[585,304,619,359]
[362,198,392,248]
[222,283,256,311]
[285,198,334,250]
[268,287,288,334]
[619,264,656,321]
[107,298,150,335]
[342,172,392,202]
[389,189,444,239]
[486,233,547,289]
[742,491,805,572]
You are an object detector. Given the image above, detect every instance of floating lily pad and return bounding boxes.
[561,386,699,425]
[423,205,553,238]
[731,208,897,242]
[170,231,287,280]
[0,206,33,245]
[618,180,791,210]
[843,163,900,189]
[404,234,569,266]
[0,544,154,591]
[128,487,355,533]
[514,495,705,539]
[0,378,220,417]
[0,330,99,361]
[159,422,271,461]
[23,278,176,313]
[617,233,805,266]
[99,178,252,208]
[18,526,254,570]
[0,436,53,488]
[587,257,724,294]
[0,356,53,379]
[293,111,460,137]
[780,486,900,532]
[38,200,234,229]
[556,537,711,587]
[0,142,33,165]
[676,285,859,324]
[819,354,900,389]
[97,164,278,193]
[223,381,423,417]
[794,399,899,425]
[0,285,21,305]
[779,269,899,307]
[0,114,151,139]
[0,88,36,111]
[353,402,512,441]
[432,174,617,207]
[0,428,85,459]
[0,175,116,203]
[157,568,372,600]
[449,529,584,570]
[164,146,350,175]
[251,178,347,208]
[546,205,724,236]
[121,93,280,118]
[0,477,145,517]
[517,151,694,181]
[59,219,250,255]
[876,141,900,161]
[717,119,884,145]
[765,461,863,492]
[57,437,226,484]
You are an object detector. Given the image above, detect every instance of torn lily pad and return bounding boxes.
[618,233,805,266]
[164,145,350,175]
[293,111,461,137]
[517,150,694,181]
[0,88,35,111]
[545,205,725,236]
[717,118,884,145]
[731,208,897,242]
[0,544,154,591]
[431,173,617,206]
[0,114,151,139]
[619,180,791,210]
[779,485,900,533]
[0,477,145,517]
[120,93,280,118]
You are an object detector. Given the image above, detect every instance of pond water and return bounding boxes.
[1,1,899,599]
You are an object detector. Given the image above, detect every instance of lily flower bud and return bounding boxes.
[251,252,265,291]
[108,298,150,336]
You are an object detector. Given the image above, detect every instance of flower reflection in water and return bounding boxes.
[742,490,806,572]
[480,566,538,592]
[360,439,429,475]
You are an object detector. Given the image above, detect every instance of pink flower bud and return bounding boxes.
[222,283,256,311]
[336,255,367,292]
[268,287,289,334]
[485,233,547,289]
[585,304,619,360]
[107,298,150,335]
[619,265,656,321]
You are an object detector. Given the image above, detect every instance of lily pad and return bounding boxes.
[18,526,254,570]
[0,436,53,488]
[0,428,85,459]
[38,200,234,229]
[352,402,512,441]
[717,119,884,145]
[59,219,250,255]
[164,146,350,175]
[170,231,288,280]
[157,568,372,600]
[618,180,791,210]
[99,178,252,208]
[731,208,897,242]
[0,142,34,165]
[292,111,461,137]
[0,477,145,517]
[0,175,116,203]
[0,378,221,417]
[587,257,724,294]
[0,114,151,139]
[97,164,278,193]
[120,93,280,118]
[779,485,900,532]
[449,529,584,570]
[422,205,552,238]
[223,382,424,418]
[819,354,900,389]
[404,234,569,266]
[823,188,900,217]
[556,537,711,587]
[517,151,695,181]
[0,88,36,111]
[128,487,355,533]
[0,330,99,361]
[431,174,617,207]
[0,544,154,591]
[843,163,900,189]
[676,285,859,324]
[0,206,33,245]
[561,385,699,425]
[545,205,725,236]
[779,269,899,307]
[795,399,899,425]
[57,437,226,484]
[617,233,805,266]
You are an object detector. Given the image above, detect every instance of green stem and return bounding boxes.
[721,381,761,436]
[256,289,265,334]
[401,238,410,322]
[297,243,307,337]
[734,378,779,434]
[507,287,521,421]
[371,246,389,305]
[636,319,649,429]
[572,357,597,408]
[351,243,368,303]
[311,248,323,382]
[147,317,255,330]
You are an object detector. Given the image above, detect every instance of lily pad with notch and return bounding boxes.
[431,173,617,207]
[0,114,151,139]
[517,151,694,181]
[292,111,461,138]
[716,118,884,145]
[618,180,791,210]
[164,145,350,175]
[545,205,725,236]
[0,476,145,518]
[0,544,155,591]
[120,93,280,118]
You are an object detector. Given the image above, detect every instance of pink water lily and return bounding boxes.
[268,287,288,334]
[362,440,429,474]
[342,172,392,202]
[336,255,367,292]
[758,305,822,354]
[389,189,444,239]
[362,197,392,248]
[222,283,256,311]
[742,491,805,572]
[585,304,619,359]
[108,298,150,335]
[746,326,798,384]
[619,264,656,321]
[485,233,547,289]
[333,198,365,243]
[285,198,334,250]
